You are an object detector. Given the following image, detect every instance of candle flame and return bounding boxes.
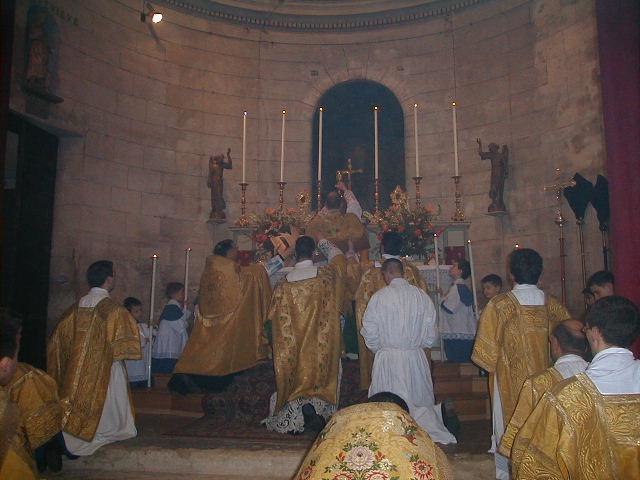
[282,109,286,115]
[467,239,471,244]
[414,103,418,108]
[374,106,378,110]
[515,243,520,249]
[452,101,456,107]
[433,233,438,238]
[319,107,323,112]
[243,111,247,116]
[186,247,192,252]
[152,254,158,258]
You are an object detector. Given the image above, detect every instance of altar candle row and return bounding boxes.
[238,101,460,186]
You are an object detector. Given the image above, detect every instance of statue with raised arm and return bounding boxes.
[477,139,509,213]
[208,148,232,220]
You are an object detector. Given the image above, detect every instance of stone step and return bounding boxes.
[436,391,491,421]
[59,440,306,479]
[131,388,204,416]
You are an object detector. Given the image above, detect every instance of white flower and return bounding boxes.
[378,459,393,470]
[345,446,375,471]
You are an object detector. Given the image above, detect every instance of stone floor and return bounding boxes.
[46,413,496,479]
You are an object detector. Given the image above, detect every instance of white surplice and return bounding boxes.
[553,353,589,379]
[361,277,457,445]
[586,347,640,394]
[63,287,137,456]
[125,323,152,382]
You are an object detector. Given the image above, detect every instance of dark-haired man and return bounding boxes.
[499,319,589,458]
[471,248,570,479]
[586,270,615,301]
[48,260,141,456]
[512,296,640,479]
[264,235,346,434]
[355,231,428,390]
[362,258,456,445]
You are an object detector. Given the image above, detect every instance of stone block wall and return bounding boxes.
[8,0,605,322]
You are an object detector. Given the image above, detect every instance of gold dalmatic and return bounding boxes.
[269,256,346,411]
[294,402,453,480]
[512,373,640,479]
[499,366,562,457]
[355,260,428,390]
[0,363,62,480]
[175,255,272,376]
[48,298,141,441]
[471,292,570,425]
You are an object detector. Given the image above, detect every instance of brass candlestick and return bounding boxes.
[374,178,381,214]
[277,181,287,211]
[316,179,322,211]
[235,182,251,227]
[452,175,465,221]
[413,176,423,209]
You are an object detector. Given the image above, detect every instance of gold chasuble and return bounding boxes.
[306,211,370,255]
[0,364,62,480]
[269,255,346,412]
[471,292,570,425]
[175,255,272,376]
[48,299,141,441]
[355,260,428,390]
[512,373,640,480]
[498,366,562,457]
[294,402,452,480]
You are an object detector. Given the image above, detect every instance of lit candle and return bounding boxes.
[374,106,379,179]
[318,107,323,182]
[414,103,420,177]
[514,243,520,250]
[467,240,479,319]
[183,247,191,308]
[242,111,247,183]
[147,253,158,388]
[280,109,286,183]
[452,101,459,177]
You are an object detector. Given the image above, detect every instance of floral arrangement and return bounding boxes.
[363,186,440,260]
[250,191,314,258]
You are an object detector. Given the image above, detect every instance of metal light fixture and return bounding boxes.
[140,2,163,23]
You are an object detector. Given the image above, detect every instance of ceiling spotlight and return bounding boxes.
[141,2,163,23]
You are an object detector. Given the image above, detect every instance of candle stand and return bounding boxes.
[452,175,465,221]
[235,182,252,227]
[316,179,322,211]
[413,176,423,209]
[278,181,287,211]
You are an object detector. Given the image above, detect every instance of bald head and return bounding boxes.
[550,319,588,360]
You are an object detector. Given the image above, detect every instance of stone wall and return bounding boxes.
[8,0,605,322]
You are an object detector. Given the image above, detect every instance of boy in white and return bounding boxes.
[152,282,190,374]
[362,258,457,445]
[123,297,153,388]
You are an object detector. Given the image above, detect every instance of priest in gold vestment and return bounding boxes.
[294,394,452,480]
[48,260,141,456]
[355,231,428,390]
[499,319,588,458]
[1,315,62,479]
[511,296,640,480]
[471,249,570,480]
[264,236,346,433]
[174,239,274,377]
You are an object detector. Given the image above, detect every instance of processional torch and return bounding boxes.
[563,173,594,310]
[544,169,576,305]
[591,175,611,271]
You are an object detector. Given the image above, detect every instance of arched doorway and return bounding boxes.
[311,80,405,212]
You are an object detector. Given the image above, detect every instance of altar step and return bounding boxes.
[432,362,491,421]
[131,374,203,417]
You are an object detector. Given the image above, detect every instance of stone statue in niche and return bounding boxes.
[477,139,509,214]
[208,148,232,221]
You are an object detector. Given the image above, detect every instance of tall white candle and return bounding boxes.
[452,101,459,176]
[280,109,286,182]
[318,107,323,182]
[242,111,247,183]
[374,106,379,179]
[414,103,420,177]
[147,254,158,388]
[183,247,191,307]
[467,240,479,320]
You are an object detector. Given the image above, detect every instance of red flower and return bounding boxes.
[298,465,314,480]
[365,472,389,480]
[412,460,435,480]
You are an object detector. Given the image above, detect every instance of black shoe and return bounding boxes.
[302,403,326,434]
[45,440,63,473]
[441,399,461,438]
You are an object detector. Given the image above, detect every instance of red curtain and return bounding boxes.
[595,0,640,357]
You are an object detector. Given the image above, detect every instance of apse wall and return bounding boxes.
[9,0,605,321]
